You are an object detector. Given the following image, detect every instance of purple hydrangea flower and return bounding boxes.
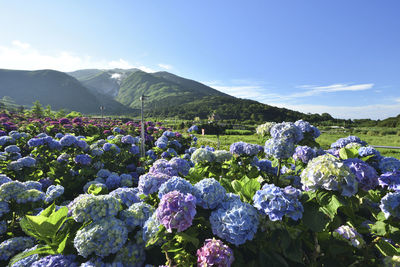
[293,146,316,164]
[335,225,365,248]
[343,158,379,191]
[149,159,178,176]
[169,157,191,176]
[379,157,400,173]
[379,170,400,191]
[138,172,170,195]
[197,238,234,267]
[31,254,78,267]
[156,190,197,232]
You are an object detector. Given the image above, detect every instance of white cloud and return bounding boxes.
[0,40,156,72]
[292,83,374,98]
[158,63,172,70]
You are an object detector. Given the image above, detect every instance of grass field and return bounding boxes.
[196,131,400,158]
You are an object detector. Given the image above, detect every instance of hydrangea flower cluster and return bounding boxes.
[335,225,365,248]
[169,157,191,176]
[74,217,128,258]
[300,154,358,197]
[149,159,179,177]
[358,146,382,160]
[120,202,155,230]
[253,184,303,221]
[380,191,400,219]
[230,141,259,156]
[343,158,379,191]
[9,246,40,267]
[379,157,400,173]
[110,187,141,207]
[197,238,234,267]
[44,185,64,203]
[194,178,226,209]
[256,122,276,137]
[71,194,121,222]
[264,137,295,159]
[210,199,259,246]
[105,172,122,190]
[0,220,7,235]
[254,159,277,175]
[294,120,321,138]
[138,172,170,195]
[74,154,92,165]
[31,255,78,267]
[158,176,201,201]
[0,237,35,260]
[270,122,303,144]
[187,125,199,133]
[121,135,139,145]
[191,148,216,164]
[293,146,316,164]
[379,170,400,191]
[142,212,162,244]
[156,190,197,232]
[114,241,146,267]
[331,136,367,149]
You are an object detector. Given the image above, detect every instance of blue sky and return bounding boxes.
[0,0,399,119]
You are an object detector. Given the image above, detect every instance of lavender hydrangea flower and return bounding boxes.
[194,178,226,209]
[230,142,259,156]
[138,173,170,195]
[31,254,78,267]
[264,138,295,159]
[110,187,141,207]
[210,200,259,246]
[343,158,379,191]
[270,122,303,144]
[74,217,128,258]
[379,157,400,173]
[335,225,365,248]
[191,148,216,164]
[120,202,155,230]
[71,194,121,222]
[156,190,196,232]
[149,159,178,176]
[300,154,358,197]
[197,238,234,267]
[293,146,316,164]
[379,170,400,191]
[380,191,400,219]
[253,184,303,221]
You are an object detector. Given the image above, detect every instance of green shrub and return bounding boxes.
[225,129,253,135]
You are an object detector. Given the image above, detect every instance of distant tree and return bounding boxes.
[55,109,66,118]
[2,96,15,105]
[31,100,44,117]
[18,105,24,113]
[0,102,4,110]
[44,105,52,117]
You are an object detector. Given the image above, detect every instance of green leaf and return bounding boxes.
[40,202,56,217]
[370,221,387,236]
[87,184,107,195]
[339,148,349,160]
[174,232,199,247]
[375,239,400,256]
[302,202,330,232]
[56,233,70,254]
[242,178,260,201]
[317,191,346,220]
[231,180,243,194]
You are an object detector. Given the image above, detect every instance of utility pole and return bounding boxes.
[140,94,149,157]
[100,105,105,126]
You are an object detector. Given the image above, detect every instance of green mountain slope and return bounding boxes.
[0,69,134,115]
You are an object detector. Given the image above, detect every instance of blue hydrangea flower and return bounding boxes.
[105,173,121,190]
[121,135,138,145]
[5,145,20,153]
[294,120,320,138]
[146,150,157,160]
[138,173,170,195]
[379,170,400,191]
[120,202,155,231]
[97,169,111,178]
[230,142,259,156]
[120,173,133,187]
[129,144,140,155]
[379,157,400,173]
[331,136,366,149]
[293,146,316,164]
[60,135,77,146]
[0,220,6,235]
[158,176,201,201]
[142,212,162,244]
[16,189,45,204]
[264,138,295,159]
[194,178,226,209]
[210,200,259,246]
[9,246,39,267]
[187,125,199,133]
[0,136,15,146]
[254,159,277,175]
[23,181,42,191]
[169,157,191,176]
[343,158,379,191]
[55,133,64,139]
[45,185,64,203]
[31,254,78,267]
[0,237,35,261]
[335,225,365,248]
[71,194,121,222]
[156,190,197,232]
[380,191,400,219]
[91,148,104,157]
[270,122,303,144]
[0,181,27,201]
[74,154,92,165]
[110,187,141,207]
[213,150,233,163]
[74,217,128,258]
[253,184,303,221]
[0,175,12,186]
[358,146,382,160]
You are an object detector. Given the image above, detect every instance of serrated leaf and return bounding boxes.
[317,192,346,220]
[242,179,260,201]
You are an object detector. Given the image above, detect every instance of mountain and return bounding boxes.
[0,69,135,115]
[68,68,139,96]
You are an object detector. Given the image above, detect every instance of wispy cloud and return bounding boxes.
[158,63,173,70]
[0,40,156,72]
[292,83,374,97]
